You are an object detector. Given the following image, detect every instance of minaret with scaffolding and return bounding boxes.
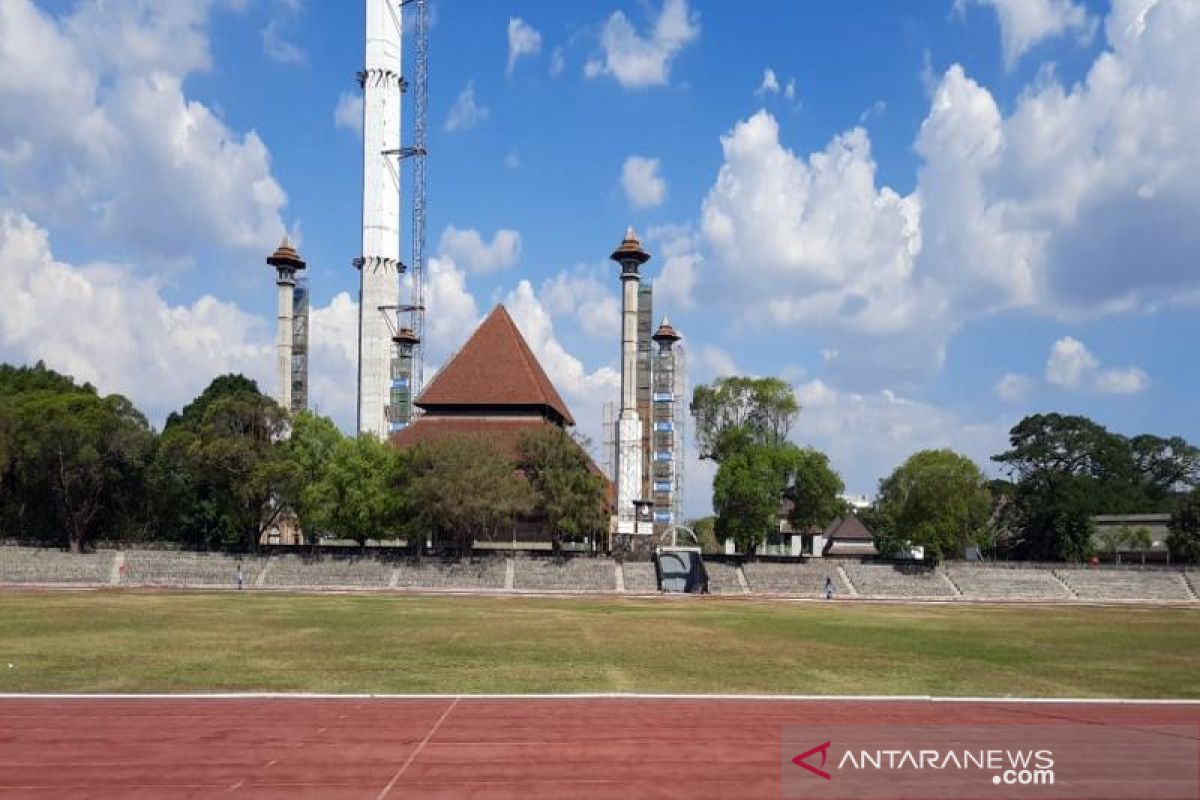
[356,0,429,436]
[267,236,308,414]
[651,318,683,540]
[356,0,403,437]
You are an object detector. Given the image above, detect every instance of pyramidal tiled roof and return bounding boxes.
[416,305,575,425]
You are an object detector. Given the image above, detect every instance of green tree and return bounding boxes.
[278,412,345,537]
[685,516,721,554]
[873,450,991,561]
[1097,526,1132,564]
[517,426,608,557]
[712,444,793,555]
[784,448,846,534]
[1128,526,1153,565]
[1,385,153,551]
[1167,490,1200,564]
[405,435,532,553]
[690,377,799,462]
[994,414,1132,560]
[149,375,288,550]
[304,434,410,546]
[1129,435,1200,504]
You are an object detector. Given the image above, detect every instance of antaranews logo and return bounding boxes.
[783,724,1198,800]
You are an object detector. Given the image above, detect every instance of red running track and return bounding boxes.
[0,697,1196,799]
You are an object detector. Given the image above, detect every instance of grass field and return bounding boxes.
[0,591,1197,697]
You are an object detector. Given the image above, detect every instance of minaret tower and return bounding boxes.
[651,318,682,541]
[611,229,651,546]
[356,0,403,437]
[267,236,306,413]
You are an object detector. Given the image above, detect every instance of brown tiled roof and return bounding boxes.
[416,305,575,425]
[824,514,875,542]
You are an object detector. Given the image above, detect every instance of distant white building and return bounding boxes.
[839,492,873,511]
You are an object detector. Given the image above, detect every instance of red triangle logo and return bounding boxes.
[792,741,833,780]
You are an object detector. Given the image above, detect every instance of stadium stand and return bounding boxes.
[1055,569,1194,601]
[121,551,267,588]
[742,561,847,597]
[841,564,958,598]
[392,558,506,590]
[945,566,1073,601]
[1185,572,1199,600]
[0,547,114,585]
[622,561,660,593]
[512,557,618,591]
[264,554,392,588]
[703,562,746,595]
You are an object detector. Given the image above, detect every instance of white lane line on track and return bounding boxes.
[375,696,460,800]
[0,692,1197,704]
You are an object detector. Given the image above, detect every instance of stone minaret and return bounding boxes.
[267,237,306,412]
[611,228,651,533]
[357,0,403,437]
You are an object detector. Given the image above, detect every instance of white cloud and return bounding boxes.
[621,155,667,209]
[692,345,740,382]
[584,0,699,88]
[692,1,1200,390]
[306,291,358,428]
[0,0,287,260]
[1094,366,1150,395]
[0,210,273,425]
[1045,336,1149,394]
[538,268,620,340]
[444,80,489,132]
[995,372,1035,403]
[503,281,621,462]
[794,379,1010,496]
[784,79,797,102]
[333,91,363,136]
[262,18,305,65]
[1045,336,1098,388]
[755,68,780,97]
[419,255,483,375]
[957,0,1097,70]
[504,148,521,169]
[648,223,702,309]
[437,226,521,274]
[701,111,923,335]
[549,45,565,76]
[507,17,542,75]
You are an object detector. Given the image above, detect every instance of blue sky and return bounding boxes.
[2,0,1198,518]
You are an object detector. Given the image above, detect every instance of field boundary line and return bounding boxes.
[1,692,1197,704]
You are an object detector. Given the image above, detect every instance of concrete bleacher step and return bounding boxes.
[0,547,115,585]
[841,564,957,598]
[622,561,659,593]
[702,562,744,595]
[740,562,849,597]
[1055,569,1193,601]
[511,558,617,592]
[945,566,1073,601]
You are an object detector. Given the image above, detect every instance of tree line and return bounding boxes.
[691,377,1200,563]
[0,363,606,554]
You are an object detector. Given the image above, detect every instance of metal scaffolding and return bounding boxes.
[408,0,428,396]
[291,276,309,414]
[651,319,683,539]
[637,284,653,501]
